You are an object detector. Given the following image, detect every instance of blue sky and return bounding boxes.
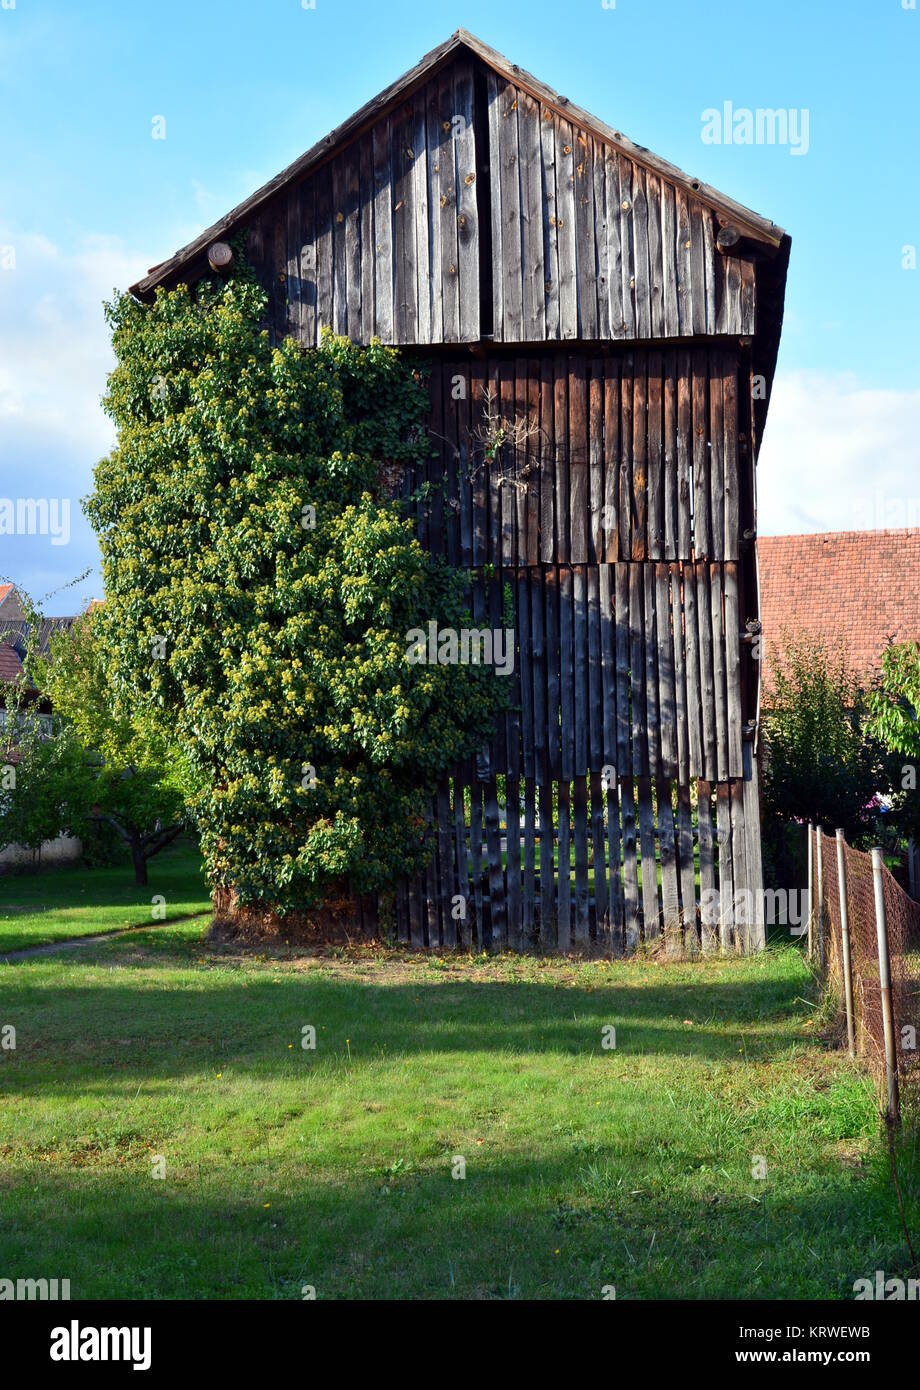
[1,0,918,611]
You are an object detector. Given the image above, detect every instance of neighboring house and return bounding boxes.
[130,28,791,952]
[759,529,920,691]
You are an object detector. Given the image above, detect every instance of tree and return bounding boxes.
[36,612,191,884]
[85,270,507,921]
[761,633,897,847]
[0,722,94,862]
[867,640,920,838]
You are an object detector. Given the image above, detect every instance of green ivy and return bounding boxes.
[86,271,507,911]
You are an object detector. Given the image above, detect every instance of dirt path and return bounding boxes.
[0,911,211,963]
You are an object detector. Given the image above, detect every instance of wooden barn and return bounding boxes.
[132,29,791,954]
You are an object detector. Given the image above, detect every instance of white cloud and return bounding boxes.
[758,370,920,534]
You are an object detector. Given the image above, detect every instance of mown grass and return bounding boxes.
[0,842,210,952]
[0,907,916,1299]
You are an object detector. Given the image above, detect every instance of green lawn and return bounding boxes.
[0,885,917,1298]
[0,842,211,953]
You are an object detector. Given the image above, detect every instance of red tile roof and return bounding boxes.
[759,529,920,689]
[0,641,23,683]
[0,584,13,607]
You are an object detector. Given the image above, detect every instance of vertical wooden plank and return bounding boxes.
[526,360,540,566]
[692,349,710,558]
[425,78,445,345]
[677,784,696,950]
[702,207,717,335]
[573,565,588,778]
[593,138,610,340]
[689,199,706,337]
[708,350,725,559]
[513,358,528,565]
[519,89,545,340]
[518,571,534,783]
[314,162,334,337]
[344,148,363,341]
[675,188,692,334]
[662,352,677,560]
[658,779,680,942]
[631,354,647,560]
[498,78,523,341]
[683,562,704,778]
[711,565,729,782]
[392,102,417,343]
[486,70,504,339]
[573,775,590,944]
[454,59,479,344]
[603,360,620,561]
[298,179,317,347]
[587,564,603,772]
[588,360,604,565]
[723,352,740,563]
[730,777,749,952]
[618,153,636,338]
[560,566,575,782]
[539,783,555,947]
[631,163,651,338]
[671,562,690,786]
[506,777,522,951]
[425,799,441,948]
[427,364,444,556]
[372,117,393,343]
[568,357,588,565]
[531,568,547,786]
[285,184,303,342]
[546,566,561,781]
[716,782,734,951]
[331,154,348,337]
[637,777,659,940]
[604,146,625,339]
[573,129,598,339]
[740,258,756,335]
[554,356,570,563]
[435,72,460,342]
[696,563,718,782]
[591,770,608,940]
[646,171,664,338]
[656,563,677,780]
[618,351,633,560]
[676,348,692,559]
[412,90,431,342]
[743,743,766,950]
[470,773,484,946]
[724,560,744,778]
[621,776,640,949]
[500,361,515,566]
[647,350,663,558]
[453,773,470,948]
[470,360,487,566]
[698,781,717,952]
[540,358,556,562]
[556,117,578,339]
[644,563,660,779]
[522,783,536,945]
[629,564,647,776]
[540,105,560,339]
[606,778,624,951]
[359,135,376,343]
[484,778,504,950]
[615,563,630,776]
[661,180,679,337]
[557,780,572,949]
[599,563,617,768]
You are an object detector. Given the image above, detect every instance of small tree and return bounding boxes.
[35,612,191,884]
[85,271,508,921]
[0,724,94,863]
[867,639,920,839]
[761,633,897,847]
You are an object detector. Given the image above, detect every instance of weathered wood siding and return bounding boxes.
[245,53,757,349]
[485,71,755,343]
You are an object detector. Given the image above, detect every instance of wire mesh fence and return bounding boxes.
[810,825,920,1120]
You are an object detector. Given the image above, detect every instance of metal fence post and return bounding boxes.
[836,829,856,1059]
[871,847,901,1126]
[806,823,814,960]
[816,826,825,973]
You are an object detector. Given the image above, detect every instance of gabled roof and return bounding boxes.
[759,529,920,688]
[131,28,785,299]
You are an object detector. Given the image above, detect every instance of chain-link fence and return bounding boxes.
[809,825,920,1120]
